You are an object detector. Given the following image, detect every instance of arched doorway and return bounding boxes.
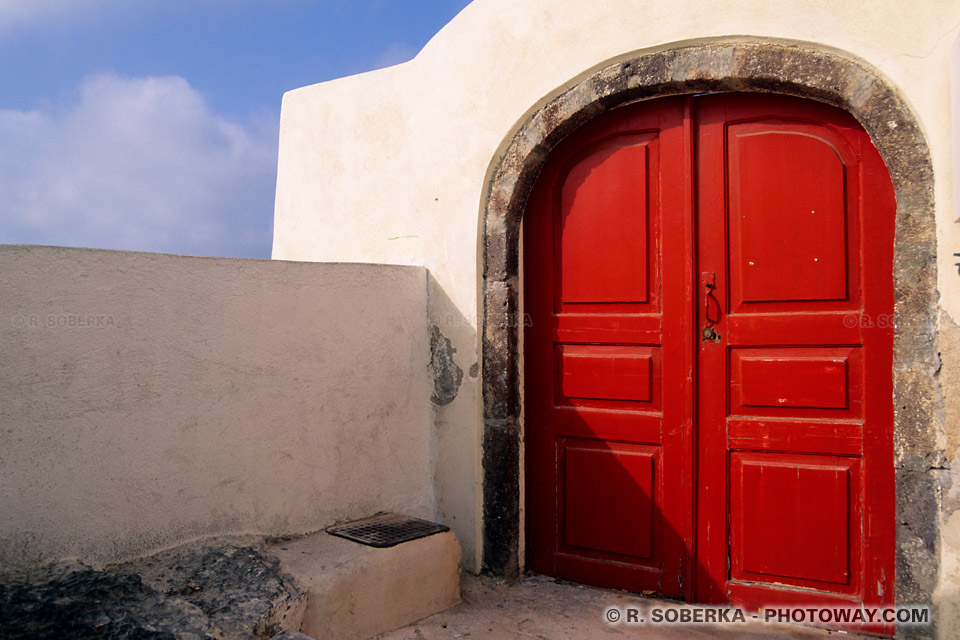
[479,40,940,631]
[522,93,895,632]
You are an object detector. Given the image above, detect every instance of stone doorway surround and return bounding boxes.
[479,38,941,630]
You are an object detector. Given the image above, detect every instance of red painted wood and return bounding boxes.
[523,93,895,633]
[524,96,692,597]
[726,312,860,345]
[730,347,863,418]
[561,440,656,558]
[552,407,662,444]
[739,355,848,408]
[727,418,863,456]
[730,453,859,586]
[729,126,849,303]
[559,345,653,402]
[553,313,660,344]
[559,137,649,304]
[694,94,896,629]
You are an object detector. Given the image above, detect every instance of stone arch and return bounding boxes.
[479,39,940,615]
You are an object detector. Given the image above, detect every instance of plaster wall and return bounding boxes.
[272,0,960,581]
[939,314,960,639]
[0,245,434,569]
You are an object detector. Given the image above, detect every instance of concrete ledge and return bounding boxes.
[269,529,461,640]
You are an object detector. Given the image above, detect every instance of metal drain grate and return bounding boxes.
[326,513,450,548]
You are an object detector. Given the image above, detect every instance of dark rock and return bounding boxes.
[117,539,306,640]
[0,566,209,640]
[0,538,305,640]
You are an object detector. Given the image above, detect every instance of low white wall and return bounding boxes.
[0,245,434,569]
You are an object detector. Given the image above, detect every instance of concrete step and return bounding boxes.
[269,524,461,640]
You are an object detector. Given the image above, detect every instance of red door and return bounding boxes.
[523,93,895,632]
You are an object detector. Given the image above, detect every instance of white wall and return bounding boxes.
[271,0,960,577]
[953,31,960,222]
[0,245,434,569]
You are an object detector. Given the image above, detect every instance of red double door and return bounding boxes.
[523,94,895,632]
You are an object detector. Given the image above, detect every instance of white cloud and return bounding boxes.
[0,0,116,31]
[373,42,418,69]
[0,0,312,32]
[0,73,278,257]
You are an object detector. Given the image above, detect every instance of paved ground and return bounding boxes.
[0,535,869,640]
[376,574,858,640]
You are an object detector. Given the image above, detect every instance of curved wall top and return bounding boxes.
[274,0,959,320]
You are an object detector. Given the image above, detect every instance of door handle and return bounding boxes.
[702,271,720,326]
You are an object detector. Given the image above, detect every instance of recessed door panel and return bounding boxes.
[738,355,848,409]
[560,138,650,305]
[730,453,858,587]
[730,347,862,417]
[560,440,656,559]
[559,345,653,403]
[729,128,849,304]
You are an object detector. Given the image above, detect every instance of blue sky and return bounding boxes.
[0,0,472,258]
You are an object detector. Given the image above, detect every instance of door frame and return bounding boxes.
[479,38,940,621]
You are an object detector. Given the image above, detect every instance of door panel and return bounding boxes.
[730,347,862,416]
[558,345,655,404]
[524,97,693,597]
[730,453,859,587]
[728,125,850,304]
[695,94,895,634]
[559,136,650,304]
[523,93,895,634]
[560,439,656,559]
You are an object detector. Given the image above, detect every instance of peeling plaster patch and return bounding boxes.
[430,326,463,406]
[469,363,480,378]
